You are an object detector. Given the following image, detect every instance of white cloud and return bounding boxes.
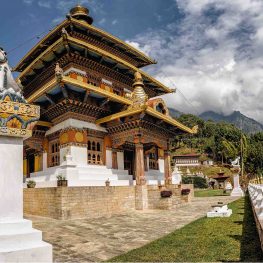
[52,17,64,25]
[112,19,118,25]
[127,0,263,123]
[98,18,106,25]
[23,0,34,4]
[38,1,51,8]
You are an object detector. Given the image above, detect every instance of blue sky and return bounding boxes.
[1,0,180,66]
[2,0,263,123]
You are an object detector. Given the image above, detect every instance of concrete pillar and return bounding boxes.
[0,136,52,262]
[43,152,48,171]
[112,150,118,169]
[158,158,164,173]
[164,151,172,186]
[117,151,124,170]
[106,148,112,169]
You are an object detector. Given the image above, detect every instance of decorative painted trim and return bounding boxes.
[0,101,40,138]
[0,127,32,138]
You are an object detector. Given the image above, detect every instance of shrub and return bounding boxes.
[160,190,173,198]
[27,180,36,188]
[181,188,191,195]
[182,176,208,189]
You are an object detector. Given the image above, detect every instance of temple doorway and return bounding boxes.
[124,149,134,177]
[28,154,35,176]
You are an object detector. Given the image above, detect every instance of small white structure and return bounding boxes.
[231,167,244,197]
[171,166,182,184]
[225,182,233,190]
[207,202,232,217]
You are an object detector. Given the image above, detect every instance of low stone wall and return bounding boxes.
[24,184,194,220]
[248,184,263,250]
[24,186,135,219]
[147,184,194,210]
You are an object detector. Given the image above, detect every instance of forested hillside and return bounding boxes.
[171,114,263,174]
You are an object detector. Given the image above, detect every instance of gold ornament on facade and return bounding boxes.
[125,72,148,110]
[75,131,84,143]
[60,133,69,144]
[6,117,22,129]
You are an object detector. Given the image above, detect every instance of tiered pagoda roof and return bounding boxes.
[14,5,197,135]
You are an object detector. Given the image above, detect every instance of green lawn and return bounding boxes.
[109,197,263,262]
[194,189,230,197]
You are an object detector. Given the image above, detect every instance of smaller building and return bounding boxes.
[173,154,201,167]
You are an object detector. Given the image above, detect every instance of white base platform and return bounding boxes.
[231,187,244,197]
[27,163,134,187]
[0,219,52,262]
[207,209,232,217]
[207,204,232,217]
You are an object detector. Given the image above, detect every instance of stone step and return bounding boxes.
[78,169,129,176]
[0,229,42,251]
[0,219,33,235]
[0,241,52,262]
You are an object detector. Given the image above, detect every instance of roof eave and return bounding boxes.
[14,19,70,72]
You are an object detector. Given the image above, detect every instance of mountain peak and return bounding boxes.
[199,111,263,134]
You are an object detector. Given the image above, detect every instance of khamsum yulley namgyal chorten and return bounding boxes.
[15,5,197,187]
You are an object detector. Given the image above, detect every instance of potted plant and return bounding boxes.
[181,188,191,195]
[57,175,68,187]
[160,190,173,198]
[27,180,36,188]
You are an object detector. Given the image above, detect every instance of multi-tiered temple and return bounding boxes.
[16,5,197,187]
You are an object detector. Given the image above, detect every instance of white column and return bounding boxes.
[0,137,23,220]
[158,158,164,173]
[43,152,48,171]
[106,149,112,169]
[117,151,124,170]
[0,136,52,262]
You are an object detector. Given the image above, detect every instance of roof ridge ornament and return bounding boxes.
[68,5,93,25]
[55,62,64,82]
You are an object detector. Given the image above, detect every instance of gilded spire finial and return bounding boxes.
[69,5,93,24]
[125,71,148,109]
[133,71,144,87]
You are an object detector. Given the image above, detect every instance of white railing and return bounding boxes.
[248,183,263,250]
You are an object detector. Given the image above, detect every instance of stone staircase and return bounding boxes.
[26,164,133,188]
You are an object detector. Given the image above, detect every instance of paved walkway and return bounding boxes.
[25,196,239,262]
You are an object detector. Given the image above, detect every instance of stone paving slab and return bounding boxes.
[25,196,239,262]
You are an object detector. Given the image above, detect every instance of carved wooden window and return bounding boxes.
[49,140,60,167]
[87,138,103,165]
